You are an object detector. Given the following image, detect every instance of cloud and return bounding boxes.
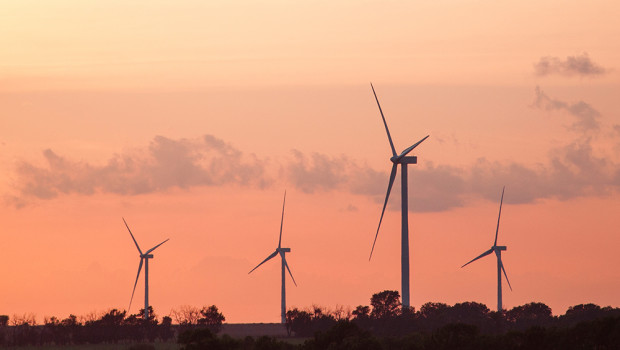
[534,53,607,77]
[467,139,617,205]
[287,151,350,193]
[409,163,468,212]
[531,86,601,133]
[7,132,620,212]
[11,135,271,201]
[342,204,359,212]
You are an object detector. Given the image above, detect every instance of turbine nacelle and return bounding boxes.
[494,246,507,251]
[278,248,291,253]
[390,155,418,164]
[141,254,154,259]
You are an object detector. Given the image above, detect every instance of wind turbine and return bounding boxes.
[461,187,512,311]
[248,191,297,324]
[123,217,169,320]
[369,83,429,309]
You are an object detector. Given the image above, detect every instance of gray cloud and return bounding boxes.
[287,151,350,193]
[531,86,601,133]
[534,53,607,77]
[7,131,620,212]
[11,135,271,202]
[468,139,617,204]
[409,163,468,212]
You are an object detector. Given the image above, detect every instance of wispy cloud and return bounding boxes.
[534,53,607,77]
[10,135,271,202]
[287,151,351,193]
[6,127,619,212]
[531,86,601,133]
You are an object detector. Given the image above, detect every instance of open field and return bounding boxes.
[2,344,180,350]
[220,323,288,338]
[1,323,301,349]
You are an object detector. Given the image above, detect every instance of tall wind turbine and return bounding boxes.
[369,83,429,309]
[248,191,297,324]
[461,187,513,311]
[123,218,169,320]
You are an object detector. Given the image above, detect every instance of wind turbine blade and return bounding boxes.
[123,217,143,255]
[461,248,494,268]
[128,258,144,312]
[494,186,505,246]
[248,250,278,274]
[370,83,397,158]
[283,257,297,287]
[278,191,286,249]
[145,238,170,254]
[369,164,398,260]
[500,259,512,291]
[395,135,430,162]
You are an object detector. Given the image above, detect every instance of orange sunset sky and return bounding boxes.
[1,1,619,323]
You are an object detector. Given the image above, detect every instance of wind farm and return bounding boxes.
[1,1,620,348]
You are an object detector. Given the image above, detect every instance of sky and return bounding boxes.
[1,0,619,323]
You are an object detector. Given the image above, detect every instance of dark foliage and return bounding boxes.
[303,320,381,350]
[0,305,223,346]
[297,316,620,350]
[197,305,226,333]
[177,329,296,350]
[286,290,620,349]
[1,291,620,349]
[285,306,336,337]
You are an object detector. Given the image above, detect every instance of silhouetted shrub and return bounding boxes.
[178,328,222,350]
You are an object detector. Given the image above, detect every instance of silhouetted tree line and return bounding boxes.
[176,315,620,350]
[280,290,620,349]
[0,305,224,347]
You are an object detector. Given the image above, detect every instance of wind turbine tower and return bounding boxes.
[461,187,513,311]
[369,83,429,309]
[249,191,297,324]
[123,218,169,320]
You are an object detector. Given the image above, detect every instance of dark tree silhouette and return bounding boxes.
[418,302,450,331]
[370,290,401,319]
[197,305,225,333]
[352,305,370,319]
[506,302,553,330]
[351,305,371,330]
[178,328,221,350]
[285,307,336,337]
[286,308,313,336]
[159,315,174,342]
